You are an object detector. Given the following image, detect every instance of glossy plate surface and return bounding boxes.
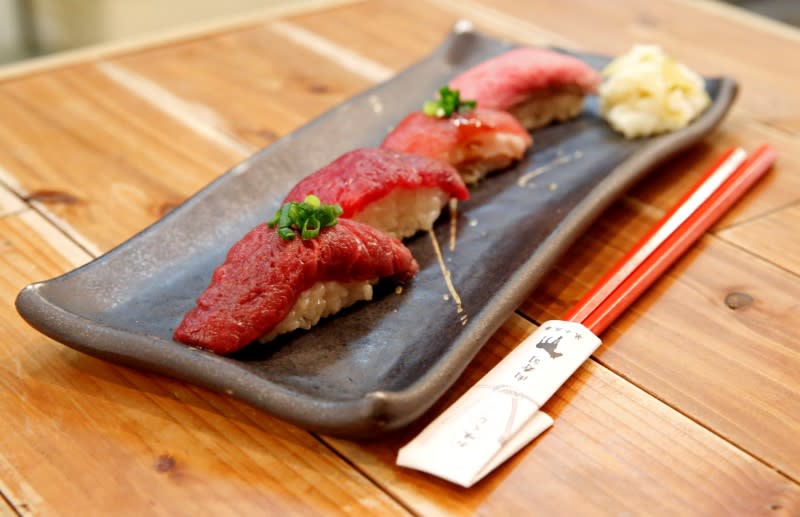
[16,26,737,438]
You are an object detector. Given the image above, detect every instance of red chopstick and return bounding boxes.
[579,144,777,334]
[563,146,747,324]
[564,144,776,335]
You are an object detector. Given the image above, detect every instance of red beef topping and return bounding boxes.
[381,108,531,164]
[284,147,469,217]
[449,47,601,111]
[174,219,418,354]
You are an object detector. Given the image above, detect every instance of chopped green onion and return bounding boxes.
[423,86,477,118]
[268,194,343,241]
[301,216,321,239]
[278,227,296,240]
[279,203,292,228]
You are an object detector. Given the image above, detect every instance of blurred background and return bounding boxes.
[0,0,299,65]
[0,0,799,66]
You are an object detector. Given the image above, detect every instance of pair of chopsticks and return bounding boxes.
[563,144,776,335]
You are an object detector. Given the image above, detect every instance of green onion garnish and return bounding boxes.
[423,86,477,118]
[268,195,343,241]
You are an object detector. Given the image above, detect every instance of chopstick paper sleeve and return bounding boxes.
[397,321,601,487]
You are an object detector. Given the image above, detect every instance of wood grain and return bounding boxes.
[718,201,800,275]
[0,210,410,516]
[0,498,15,517]
[109,21,376,150]
[0,18,389,259]
[519,200,800,481]
[291,0,458,70]
[0,65,245,254]
[0,184,25,219]
[678,0,800,44]
[624,114,800,230]
[0,0,363,84]
[325,314,800,516]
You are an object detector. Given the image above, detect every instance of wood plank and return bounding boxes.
[10,208,93,269]
[0,65,245,254]
[518,200,800,481]
[0,183,25,219]
[289,0,458,71]
[0,15,385,261]
[679,0,800,43]
[456,0,800,134]
[288,0,577,81]
[325,314,800,515]
[269,20,393,82]
[427,0,579,48]
[718,201,800,275]
[108,21,376,150]
[0,497,15,517]
[0,0,363,84]
[625,113,800,230]
[0,209,409,516]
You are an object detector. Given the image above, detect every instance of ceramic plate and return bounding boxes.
[16,25,737,438]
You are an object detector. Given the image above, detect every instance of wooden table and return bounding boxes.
[1,0,799,514]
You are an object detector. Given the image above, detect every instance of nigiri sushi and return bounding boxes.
[174,202,418,354]
[381,94,532,184]
[284,148,469,239]
[449,47,601,130]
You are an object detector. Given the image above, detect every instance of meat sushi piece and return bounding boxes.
[449,47,601,130]
[174,218,418,354]
[381,107,532,184]
[284,148,469,239]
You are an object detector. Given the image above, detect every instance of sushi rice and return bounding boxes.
[510,88,586,130]
[259,280,375,343]
[352,187,450,239]
[452,132,531,184]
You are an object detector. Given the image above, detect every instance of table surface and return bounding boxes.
[1,0,799,515]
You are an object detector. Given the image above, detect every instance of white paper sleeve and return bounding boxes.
[396,320,601,487]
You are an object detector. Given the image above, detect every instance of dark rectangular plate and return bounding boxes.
[16,25,736,438]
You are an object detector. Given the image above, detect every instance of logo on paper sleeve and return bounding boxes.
[536,335,563,359]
